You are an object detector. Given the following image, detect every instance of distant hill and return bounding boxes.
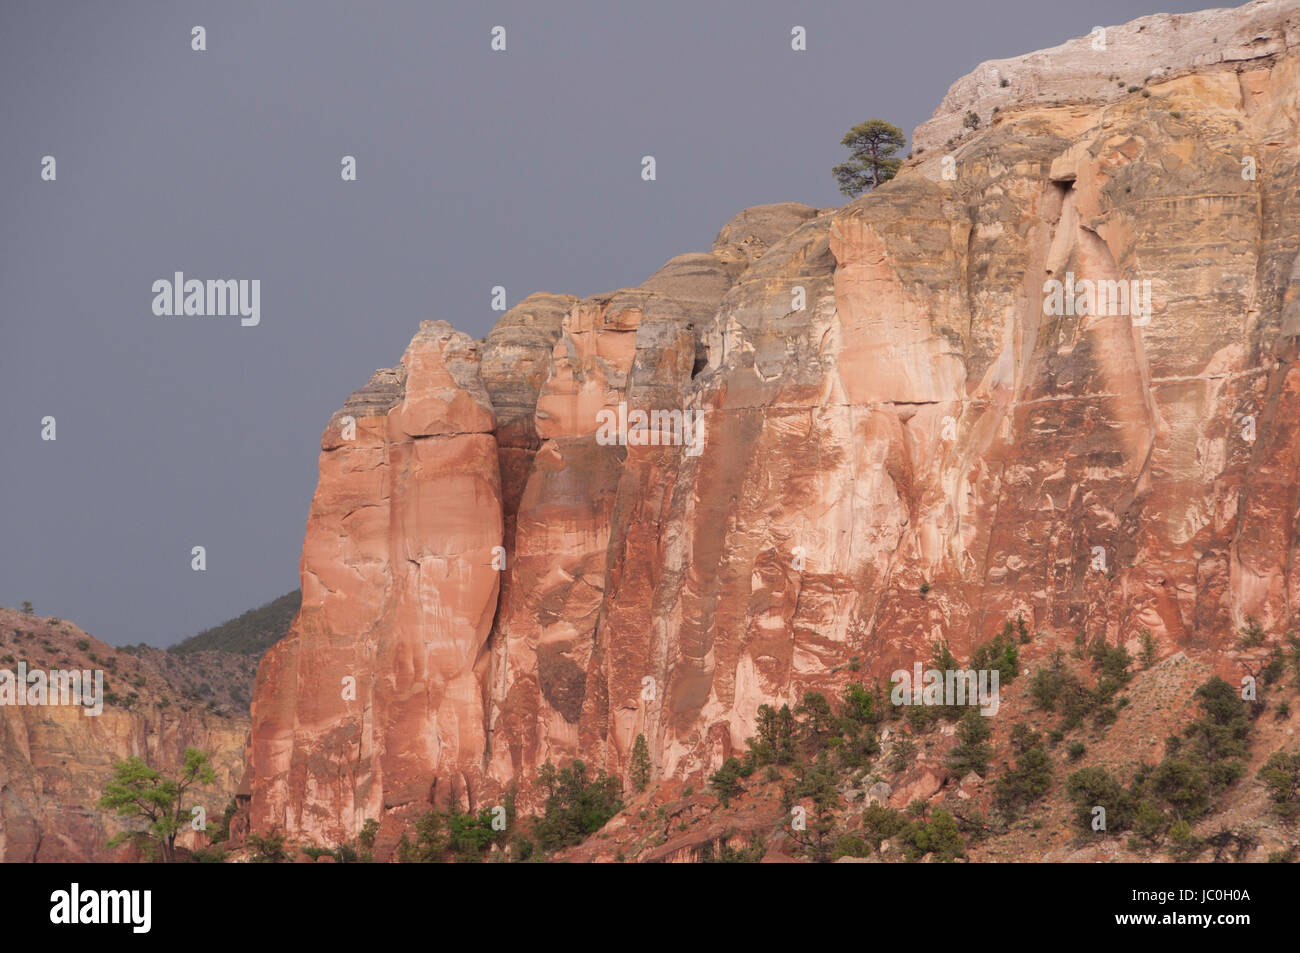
[169,590,300,656]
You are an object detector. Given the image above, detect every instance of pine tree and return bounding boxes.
[832,119,906,197]
[630,733,651,792]
[947,708,993,776]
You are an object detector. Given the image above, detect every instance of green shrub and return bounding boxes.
[1239,617,1266,648]
[533,759,623,852]
[1166,820,1205,859]
[861,805,908,850]
[947,708,992,776]
[748,704,798,766]
[1129,801,1167,846]
[1066,766,1134,832]
[791,763,842,860]
[399,805,504,863]
[795,691,840,756]
[1149,757,1211,820]
[1010,723,1041,756]
[247,831,288,863]
[1257,752,1300,817]
[889,737,916,773]
[831,834,871,859]
[902,809,964,862]
[629,733,652,792]
[357,818,380,861]
[1140,629,1157,668]
[972,620,1021,684]
[1089,640,1133,684]
[709,757,744,807]
[1185,676,1251,767]
[1030,653,1071,711]
[994,746,1053,815]
[927,641,967,721]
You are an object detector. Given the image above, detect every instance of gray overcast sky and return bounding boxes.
[0,0,1215,647]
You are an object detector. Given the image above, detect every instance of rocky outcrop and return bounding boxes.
[0,609,246,861]
[911,0,1300,159]
[251,322,504,840]
[248,0,1300,848]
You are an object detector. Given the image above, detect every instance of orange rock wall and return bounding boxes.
[249,2,1300,844]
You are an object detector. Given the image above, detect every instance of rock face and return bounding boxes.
[0,609,246,861]
[249,0,1300,847]
[251,322,504,838]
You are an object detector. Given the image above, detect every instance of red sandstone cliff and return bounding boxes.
[248,0,1300,849]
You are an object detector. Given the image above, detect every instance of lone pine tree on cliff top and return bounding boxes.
[833,119,906,197]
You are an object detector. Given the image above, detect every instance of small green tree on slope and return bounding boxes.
[99,747,216,862]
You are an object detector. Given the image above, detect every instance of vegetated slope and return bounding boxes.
[553,619,1300,863]
[254,617,1300,864]
[169,589,301,657]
